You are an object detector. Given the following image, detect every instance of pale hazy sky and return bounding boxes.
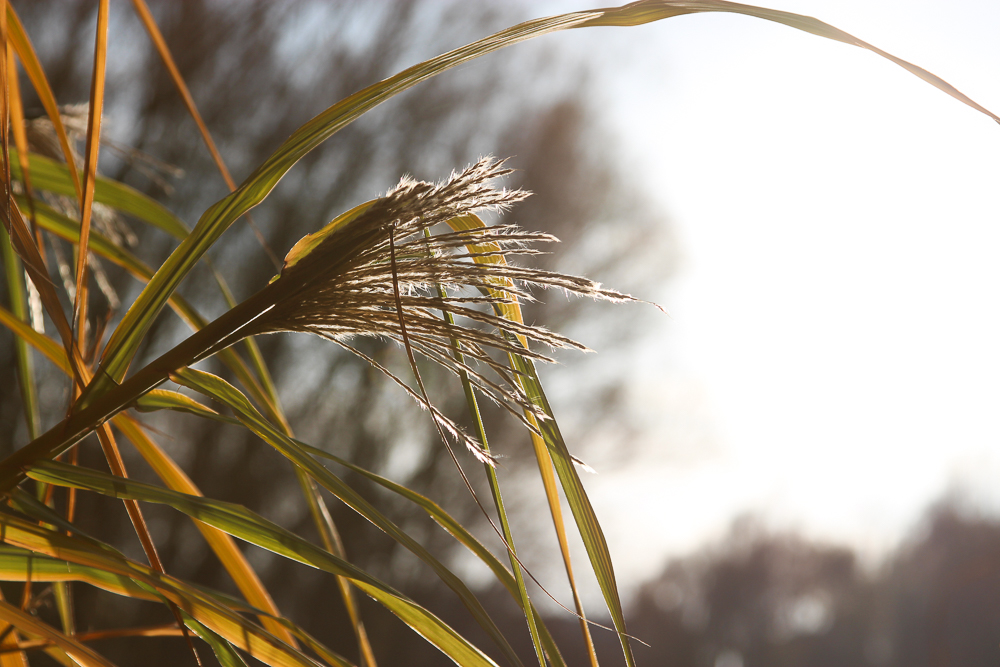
[513,0,1000,598]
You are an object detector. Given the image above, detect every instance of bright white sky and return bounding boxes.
[516,0,1000,596]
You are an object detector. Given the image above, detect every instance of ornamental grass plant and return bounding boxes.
[0,1,996,666]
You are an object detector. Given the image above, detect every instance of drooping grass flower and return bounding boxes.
[0,158,634,483]
[249,157,634,459]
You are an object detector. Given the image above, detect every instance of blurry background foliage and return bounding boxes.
[1,1,671,665]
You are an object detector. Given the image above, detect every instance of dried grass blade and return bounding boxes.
[6,49,37,239]
[0,610,27,667]
[72,0,109,347]
[0,599,114,667]
[528,427,598,666]
[0,27,81,383]
[129,0,227,184]
[4,5,82,201]
[447,214,599,665]
[129,0,279,268]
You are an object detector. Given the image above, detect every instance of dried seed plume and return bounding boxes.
[253,157,634,459]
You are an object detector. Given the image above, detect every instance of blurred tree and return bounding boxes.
[567,503,1000,667]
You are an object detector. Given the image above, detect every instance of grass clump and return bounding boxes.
[0,2,995,666]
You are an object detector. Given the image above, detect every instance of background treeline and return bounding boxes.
[549,500,1000,667]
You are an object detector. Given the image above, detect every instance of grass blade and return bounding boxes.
[9,148,283,416]
[128,0,229,188]
[527,428,598,666]
[89,10,594,393]
[575,0,999,123]
[432,275,546,667]
[129,0,279,268]
[507,352,635,665]
[132,388,223,420]
[292,468,377,667]
[298,441,569,667]
[0,545,158,602]
[56,361,563,667]
[447,214,598,664]
[0,514,321,667]
[5,5,83,202]
[9,148,190,240]
[26,461,501,667]
[171,367,521,667]
[0,199,85,384]
[0,598,114,667]
[0,50,79,376]
[211,278,372,663]
[8,149,283,420]
[15,193,285,428]
[181,614,249,667]
[112,416,299,648]
[6,46,45,456]
[0,303,298,649]
[71,0,109,344]
[0,226,38,439]
[0,302,70,374]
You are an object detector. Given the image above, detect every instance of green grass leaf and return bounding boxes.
[133,389,225,420]
[26,460,499,667]
[0,512,324,667]
[298,441,568,667]
[508,351,635,665]
[171,367,521,667]
[181,615,250,667]
[447,213,598,665]
[0,227,39,439]
[9,148,189,239]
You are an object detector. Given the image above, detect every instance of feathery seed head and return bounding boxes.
[253,157,634,457]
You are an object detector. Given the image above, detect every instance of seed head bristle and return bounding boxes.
[252,157,637,455]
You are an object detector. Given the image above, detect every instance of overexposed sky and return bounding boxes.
[516,0,1000,595]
